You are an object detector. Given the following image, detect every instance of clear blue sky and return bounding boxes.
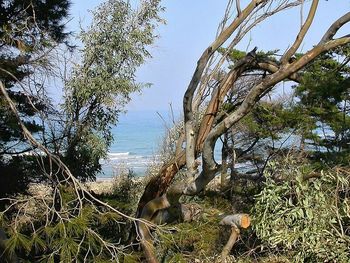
[68,0,350,112]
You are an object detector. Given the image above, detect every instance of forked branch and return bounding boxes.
[184,0,268,178]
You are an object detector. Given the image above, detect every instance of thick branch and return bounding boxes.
[184,0,266,177]
[220,214,250,262]
[256,61,301,82]
[281,0,319,64]
[320,12,350,44]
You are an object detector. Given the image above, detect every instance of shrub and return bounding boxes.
[253,160,350,262]
[111,167,144,212]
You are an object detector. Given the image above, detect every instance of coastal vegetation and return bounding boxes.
[0,0,350,262]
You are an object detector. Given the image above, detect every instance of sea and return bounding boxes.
[98,109,237,179]
[98,110,174,179]
[98,110,308,179]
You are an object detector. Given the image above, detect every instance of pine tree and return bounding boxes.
[0,0,71,196]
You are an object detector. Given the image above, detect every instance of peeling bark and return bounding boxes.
[136,151,186,218]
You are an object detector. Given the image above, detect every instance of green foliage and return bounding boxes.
[63,0,164,180]
[0,0,70,50]
[1,197,128,261]
[157,212,222,261]
[110,169,144,211]
[293,46,350,163]
[227,49,247,62]
[223,48,279,66]
[240,102,303,140]
[253,160,350,262]
[222,98,311,173]
[0,0,71,196]
[223,46,350,167]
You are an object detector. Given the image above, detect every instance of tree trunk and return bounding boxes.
[221,133,229,189]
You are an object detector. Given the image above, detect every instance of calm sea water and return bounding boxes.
[98,110,172,178]
[98,110,251,179]
[98,110,305,179]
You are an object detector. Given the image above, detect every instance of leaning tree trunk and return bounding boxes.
[136,48,258,218]
[135,1,350,261]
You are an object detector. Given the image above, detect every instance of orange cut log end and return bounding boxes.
[240,214,251,229]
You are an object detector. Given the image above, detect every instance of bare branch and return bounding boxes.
[319,12,350,44]
[221,225,239,261]
[236,0,241,16]
[184,0,267,178]
[193,0,302,111]
[281,0,319,64]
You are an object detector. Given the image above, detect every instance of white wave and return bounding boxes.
[107,152,130,157]
[100,151,162,177]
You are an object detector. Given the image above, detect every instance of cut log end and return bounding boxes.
[240,214,250,229]
[220,213,251,229]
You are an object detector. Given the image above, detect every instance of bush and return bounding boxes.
[253,160,350,262]
[111,168,144,208]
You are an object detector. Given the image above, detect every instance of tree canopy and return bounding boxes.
[0,0,71,197]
